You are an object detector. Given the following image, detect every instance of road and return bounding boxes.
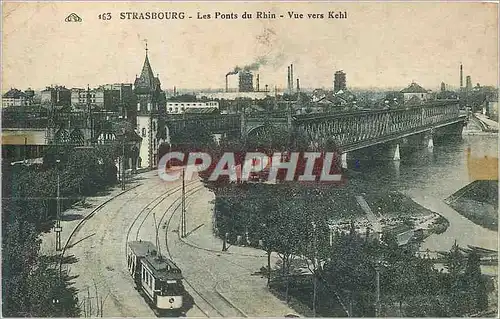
[44,170,295,317]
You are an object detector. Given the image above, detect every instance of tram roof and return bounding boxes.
[128,241,158,257]
[143,255,183,281]
[129,241,183,280]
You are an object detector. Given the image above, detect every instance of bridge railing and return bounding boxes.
[166,114,241,133]
[295,101,461,147]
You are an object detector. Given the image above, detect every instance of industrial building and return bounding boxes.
[334,71,346,93]
[238,71,254,92]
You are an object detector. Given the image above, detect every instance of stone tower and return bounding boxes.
[134,44,166,169]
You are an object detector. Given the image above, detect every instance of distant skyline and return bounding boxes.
[2,2,498,93]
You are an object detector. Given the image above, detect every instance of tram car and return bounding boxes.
[127,241,184,312]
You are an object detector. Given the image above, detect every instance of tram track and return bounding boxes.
[59,183,142,273]
[124,180,206,317]
[124,179,200,244]
[84,177,201,316]
[159,184,248,318]
[61,173,193,316]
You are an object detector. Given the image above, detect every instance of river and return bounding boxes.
[348,134,498,254]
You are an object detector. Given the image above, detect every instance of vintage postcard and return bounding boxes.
[2,1,498,317]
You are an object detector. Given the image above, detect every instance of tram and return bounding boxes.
[127,241,184,313]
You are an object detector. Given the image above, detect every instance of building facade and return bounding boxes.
[2,88,30,107]
[166,101,219,114]
[71,87,105,109]
[41,86,71,107]
[71,84,134,112]
[100,83,135,114]
[134,47,166,169]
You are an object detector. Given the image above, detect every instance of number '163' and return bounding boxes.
[99,13,112,20]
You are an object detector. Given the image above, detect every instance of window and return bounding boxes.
[147,102,151,111]
[169,107,173,112]
[137,102,140,111]
[142,128,146,137]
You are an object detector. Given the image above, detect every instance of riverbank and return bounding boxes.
[446,180,498,231]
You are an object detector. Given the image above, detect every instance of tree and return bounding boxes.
[463,251,488,313]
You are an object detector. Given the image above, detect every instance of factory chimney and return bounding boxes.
[290,64,294,94]
[287,66,291,92]
[225,75,229,92]
[460,63,463,89]
[173,86,177,96]
[296,78,300,92]
[256,74,260,92]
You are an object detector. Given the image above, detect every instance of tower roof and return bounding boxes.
[134,48,161,93]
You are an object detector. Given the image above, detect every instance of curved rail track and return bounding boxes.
[160,185,248,318]
[59,183,142,273]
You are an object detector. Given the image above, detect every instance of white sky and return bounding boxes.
[2,2,498,92]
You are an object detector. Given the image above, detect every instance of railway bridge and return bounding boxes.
[167,100,467,167]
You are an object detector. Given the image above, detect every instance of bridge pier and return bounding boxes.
[341,152,348,169]
[393,143,401,161]
[424,130,434,149]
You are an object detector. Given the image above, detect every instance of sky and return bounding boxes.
[2,1,498,92]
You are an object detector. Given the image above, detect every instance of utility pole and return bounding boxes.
[312,219,318,318]
[55,159,62,251]
[153,212,161,257]
[375,231,382,317]
[375,261,381,317]
[181,167,186,237]
[121,137,125,190]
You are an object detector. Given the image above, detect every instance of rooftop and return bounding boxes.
[3,88,26,99]
[400,82,428,94]
[183,107,219,114]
